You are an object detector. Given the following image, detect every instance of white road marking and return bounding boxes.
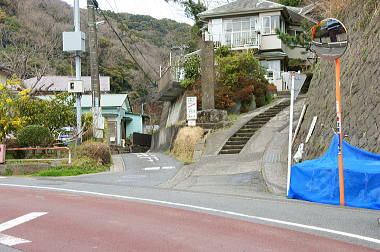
[0,183,379,245]
[0,212,48,232]
[0,212,48,246]
[0,234,30,246]
[0,176,6,179]
[144,167,161,171]
[162,166,175,170]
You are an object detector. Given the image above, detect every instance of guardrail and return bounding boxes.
[4,147,71,164]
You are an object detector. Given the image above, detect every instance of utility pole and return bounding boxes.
[87,0,102,138]
[74,0,82,144]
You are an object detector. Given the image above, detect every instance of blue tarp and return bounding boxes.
[288,134,380,210]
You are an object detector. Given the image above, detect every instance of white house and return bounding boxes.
[199,0,315,91]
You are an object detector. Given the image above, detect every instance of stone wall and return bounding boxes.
[293,1,380,160]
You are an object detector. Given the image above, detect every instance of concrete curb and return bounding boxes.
[110,154,125,172]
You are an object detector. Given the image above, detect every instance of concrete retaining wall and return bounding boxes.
[0,163,51,175]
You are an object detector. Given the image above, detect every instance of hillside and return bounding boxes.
[293,0,380,159]
[0,0,191,102]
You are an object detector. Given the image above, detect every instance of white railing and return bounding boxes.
[212,31,259,49]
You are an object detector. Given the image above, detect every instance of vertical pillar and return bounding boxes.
[201,40,215,110]
[335,58,345,206]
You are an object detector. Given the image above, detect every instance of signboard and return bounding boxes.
[188,120,196,127]
[186,97,197,120]
[281,72,307,100]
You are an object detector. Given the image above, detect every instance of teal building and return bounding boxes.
[79,94,146,146]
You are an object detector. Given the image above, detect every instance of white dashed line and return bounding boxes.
[144,167,161,171]
[162,166,175,170]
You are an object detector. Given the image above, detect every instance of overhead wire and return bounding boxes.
[102,0,159,77]
[90,0,157,86]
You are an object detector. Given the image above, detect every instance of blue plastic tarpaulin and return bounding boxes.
[288,134,380,210]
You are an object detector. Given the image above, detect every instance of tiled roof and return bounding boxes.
[199,0,284,18]
[79,94,128,108]
[199,0,307,24]
[23,76,111,92]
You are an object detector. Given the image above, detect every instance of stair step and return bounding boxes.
[229,136,251,141]
[219,149,241,154]
[234,132,254,137]
[225,140,247,145]
[236,129,257,133]
[222,145,245,150]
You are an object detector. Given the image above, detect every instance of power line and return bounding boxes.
[92,2,157,86]
[102,0,159,77]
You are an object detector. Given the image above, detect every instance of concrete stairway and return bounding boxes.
[219,100,290,155]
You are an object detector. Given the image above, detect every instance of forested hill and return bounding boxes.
[0,0,191,98]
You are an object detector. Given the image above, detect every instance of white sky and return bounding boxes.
[60,0,194,24]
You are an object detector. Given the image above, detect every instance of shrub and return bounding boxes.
[78,141,111,165]
[180,54,201,88]
[17,125,54,147]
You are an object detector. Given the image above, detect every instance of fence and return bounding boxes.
[4,147,71,164]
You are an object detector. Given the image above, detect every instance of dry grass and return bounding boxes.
[170,127,204,162]
[304,0,350,18]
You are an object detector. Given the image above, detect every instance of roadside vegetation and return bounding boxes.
[170,126,204,163]
[181,46,274,114]
[0,76,112,177]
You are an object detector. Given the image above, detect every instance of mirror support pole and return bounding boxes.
[335,58,345,206]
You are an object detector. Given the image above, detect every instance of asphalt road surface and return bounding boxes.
[0,153,379,251]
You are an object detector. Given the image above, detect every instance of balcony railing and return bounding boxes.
[211,31,260,49]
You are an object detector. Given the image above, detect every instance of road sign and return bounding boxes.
[281,72,307,100]
[186,97,197,120]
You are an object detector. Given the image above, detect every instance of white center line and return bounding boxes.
[0,184,379,245]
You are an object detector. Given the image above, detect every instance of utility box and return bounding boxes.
[0,144,5,164]
[68,80,84,93]
[63,31,86,52]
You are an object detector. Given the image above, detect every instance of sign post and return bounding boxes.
[283,72,307,196]
[186,97,197,127]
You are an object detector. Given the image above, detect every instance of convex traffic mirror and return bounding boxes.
[311,18,348,60]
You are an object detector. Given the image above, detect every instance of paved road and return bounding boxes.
[0,174,379,251]
[39,153,182,187]
[0,151,379,251]
[0,186,378,251]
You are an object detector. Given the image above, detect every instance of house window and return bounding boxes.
[262,16,280,35]
[222,16,258,47]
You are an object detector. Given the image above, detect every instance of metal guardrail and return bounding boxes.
[5,147,72,164]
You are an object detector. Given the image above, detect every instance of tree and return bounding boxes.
[0,76,29,143]
[16,93,76,136]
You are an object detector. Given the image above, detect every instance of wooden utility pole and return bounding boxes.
[87,0,102,138]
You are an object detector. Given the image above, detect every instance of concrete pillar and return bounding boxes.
[201,40,215,110]
[116,115,121,146]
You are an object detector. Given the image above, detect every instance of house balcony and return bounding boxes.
[211,31,260,50]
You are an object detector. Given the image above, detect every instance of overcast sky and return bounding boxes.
[60,0,194,24]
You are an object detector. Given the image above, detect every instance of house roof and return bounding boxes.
[80,94,129,108]
[199,0,308,24]
[199,0,284,19]
[23,76,111,92]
